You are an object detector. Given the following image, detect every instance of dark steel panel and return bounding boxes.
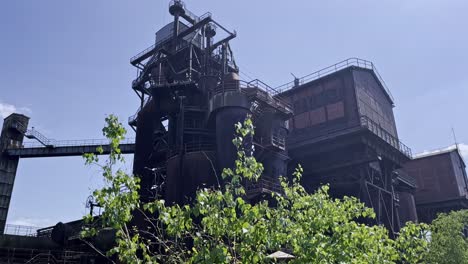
[449,151,468,197]
[404,151,466,205]
[215,107,249,171]
[353,69,398,139]
[282,68,360,145]
[398,192,418,225]
[165,152,217,204]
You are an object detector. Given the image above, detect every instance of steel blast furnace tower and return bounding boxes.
[129,1,292,205]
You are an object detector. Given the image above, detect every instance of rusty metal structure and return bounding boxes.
[275,58,416,236]
[128,0,292,205]
[0,114,29,235]
[404,148,468,223]
[0,2,293,262]
[0,1,466,262]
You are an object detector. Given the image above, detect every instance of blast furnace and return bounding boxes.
[129,0,292,205]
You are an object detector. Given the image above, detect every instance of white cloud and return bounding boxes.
[7,217,55,228]
[415,143,468,162]
[0,102,31,119]
[0,102,16,119]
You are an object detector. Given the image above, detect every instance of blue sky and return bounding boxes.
[1,0,467,227]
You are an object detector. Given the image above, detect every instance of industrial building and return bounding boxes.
[0,1,466,262]
[278,60,416,234]
[404,147,468,223]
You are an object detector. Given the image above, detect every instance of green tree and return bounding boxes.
[426,210,468,264]
[82,114,429,263]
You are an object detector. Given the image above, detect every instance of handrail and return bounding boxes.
[246,176,282,194]
[198,12,213,22]
[4,224,41,236]
[247,79,285,98]
[24,250,89,264]
[395,169,417,186]
[8,138,135,150]
[128,96,152,125]
[211,79,293,116]
[25,127,54,147]
[168,142,216,157]
[275,58,394,103]
[130,12,212,65]
[360,115,412,158]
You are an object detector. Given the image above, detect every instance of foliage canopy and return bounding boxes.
[83,115,433,263]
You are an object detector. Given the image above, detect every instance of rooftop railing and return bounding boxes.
[275,58,394,102]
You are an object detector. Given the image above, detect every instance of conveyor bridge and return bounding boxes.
[5,138,135,158]
[4,122,135,158]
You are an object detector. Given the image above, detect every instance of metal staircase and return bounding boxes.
[11,122,55,148]
[25,128,55,148]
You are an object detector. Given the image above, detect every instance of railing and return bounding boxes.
[257,134,286,151]
[12,122,55,147]
[359,115,412,158]
[271,133,286,150]
[36,226,54,238]
[169,142,216,157]
[247,79,284,98]
[211,50,237,70]
[211,79,292,116]
[395,169,417,187]
[197,12,213,23]
[128,96,152,125]
[246,176,282,195]
[130,44,156,65]
[274,58,394,102]
[8,138,135,150]
[25,127,54,147]
[24,250,90,264]
[130,11,212,65]
[3,224,41,236]
[242,80,293,112]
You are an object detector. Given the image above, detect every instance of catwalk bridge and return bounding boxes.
[5,125,135,158]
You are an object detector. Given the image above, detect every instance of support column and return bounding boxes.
[0,113,29,234]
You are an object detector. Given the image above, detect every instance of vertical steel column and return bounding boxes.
[0,113,29,234]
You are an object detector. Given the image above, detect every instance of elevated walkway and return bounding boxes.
[5,122,135,158]
[5,138,135,158]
